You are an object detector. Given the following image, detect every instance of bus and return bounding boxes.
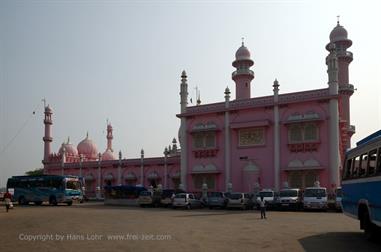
[104,185,147,206]
[341,130,381,240]
[6,175,83,206]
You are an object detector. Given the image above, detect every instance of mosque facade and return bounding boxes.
[43,21,355,196]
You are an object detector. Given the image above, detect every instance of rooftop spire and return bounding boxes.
[241,37,244,46]
[336,15,340,25]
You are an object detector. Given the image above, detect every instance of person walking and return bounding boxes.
[4,190,12,212]
[258,196,267,219]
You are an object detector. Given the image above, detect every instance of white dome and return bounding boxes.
[329,22,348,42]
[102,149,116,161]
[235,43,251,60]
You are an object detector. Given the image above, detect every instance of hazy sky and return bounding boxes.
[1,0,380,187]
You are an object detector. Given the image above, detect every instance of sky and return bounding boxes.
[0,0,380,188]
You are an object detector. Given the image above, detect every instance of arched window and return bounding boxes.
[304,123,318,141]
[289,125,303,143]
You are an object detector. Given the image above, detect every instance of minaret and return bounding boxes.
[224,87,231,191]
[326,43,341,189]
[326,18,355,148]
[43,105,53,163]
[273,79,280,191]
[106,123,113,151]
[179,70,188,190]
[232,40,255,100]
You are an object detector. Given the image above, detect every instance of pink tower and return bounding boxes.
[326,19,355,149]
[106,124,113,151]
[232,41,255,100]
[43,105,53,163]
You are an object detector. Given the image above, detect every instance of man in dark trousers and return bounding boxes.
[258,196,267,219]
[4,190,12,212]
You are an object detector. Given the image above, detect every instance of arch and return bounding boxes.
[124,172,137,181]
[304,158,320,168]
[243,161,260,173]
[288,159,303,168]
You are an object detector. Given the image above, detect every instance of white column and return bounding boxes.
[97,153,102,199]
[61,145,66,176]
[79,154,83,178]
[273,79,280,191]
[224,87,231,191]
[118,151,122,186]
[327,46,341,189]
[140,149,144,185]
[164,148,168,189]
[179,70,188,190]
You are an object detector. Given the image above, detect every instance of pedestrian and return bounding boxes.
[258,196,266,219]
[4,190,12,212]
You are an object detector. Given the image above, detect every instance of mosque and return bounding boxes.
[43,21,355,197]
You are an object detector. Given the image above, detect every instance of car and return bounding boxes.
[256,189,276,209]
[227,192,254,210]
[137,190,153,207]
[159,189,185,207]
[172,193,203,209]
[207,192,230,209]
[278,188,303,210]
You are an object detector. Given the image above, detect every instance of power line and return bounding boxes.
[0,100,44,156]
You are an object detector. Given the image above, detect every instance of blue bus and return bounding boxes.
[6,175,83,206]
[341,130,381,240]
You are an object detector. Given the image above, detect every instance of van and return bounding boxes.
[279,188,303,210]
[303,187,328,211]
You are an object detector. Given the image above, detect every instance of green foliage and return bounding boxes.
[25,168,44,176]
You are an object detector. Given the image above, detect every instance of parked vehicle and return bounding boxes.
[172,193,203,209]
[256,189,276,209]
[207,192,230,209]
[278,188,303,210]
[341,130,381,240]
[138,190,154,207]
[335,187,342,211]
[303,186,328,211]
[7,175,83,206]
[227,193,254,210]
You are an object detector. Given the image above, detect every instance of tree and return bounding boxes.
[25,168,44,176]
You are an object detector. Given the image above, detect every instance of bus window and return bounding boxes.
[352,156,361,178]
[377,148,381,175]
[344,158,352,179]
[368,149,377,176]
[359,153,368,177]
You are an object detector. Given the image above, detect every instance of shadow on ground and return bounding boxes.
[299,232,381,252]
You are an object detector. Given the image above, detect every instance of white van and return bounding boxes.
[303,187,328,210]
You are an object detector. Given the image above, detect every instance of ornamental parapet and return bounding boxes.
[232,69,254,78]
[339,84,354,95]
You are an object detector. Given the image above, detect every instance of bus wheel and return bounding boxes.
[49,196,58,206]
[18,196,27,205]
[67,201,73,206]
[361,209,378,241]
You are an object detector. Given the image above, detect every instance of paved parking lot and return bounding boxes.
[0,202,380,252]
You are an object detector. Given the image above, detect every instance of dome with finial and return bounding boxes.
[77,132,98,159]
[235,42,251,60]
[59,137,78,156]
[329,21,348,43]
[102,148,116,161]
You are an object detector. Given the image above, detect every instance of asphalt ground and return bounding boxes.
[0,202,380,252]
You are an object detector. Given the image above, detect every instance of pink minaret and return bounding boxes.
[232,41,255,100]
[43,105,53,162]
[326,19,355,148]
[106,123,113,151]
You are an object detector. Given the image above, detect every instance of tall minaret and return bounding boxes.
[326,18,355,148]
[232,41,255,100]
[326,43,341,189]
[179,70,188,190]
[43,105,53,163]
[106,123,113,151]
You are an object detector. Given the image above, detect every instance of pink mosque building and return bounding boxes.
[43,21,355,196]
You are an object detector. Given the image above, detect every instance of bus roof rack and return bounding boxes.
[356,130,381,147]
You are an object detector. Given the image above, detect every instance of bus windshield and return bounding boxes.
[66,180,81,190]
